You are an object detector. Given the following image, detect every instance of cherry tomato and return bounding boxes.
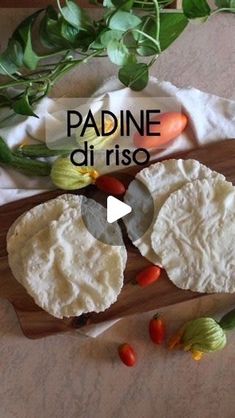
[149,314,166,344]
[133,112,188,149]
[96,175,126,195]
[118,343,137,367]
[136,266,161,287]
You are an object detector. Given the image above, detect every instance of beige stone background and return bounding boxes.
[0,6,235,418]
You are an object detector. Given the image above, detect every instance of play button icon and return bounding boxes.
[107,196,132,224]
[81,173,154,246]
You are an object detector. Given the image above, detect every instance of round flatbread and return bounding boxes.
[151,178,235,293]
[7,194,126,285]
[7,195,127,318]
[124,159,225,265]
[7,194,85,258]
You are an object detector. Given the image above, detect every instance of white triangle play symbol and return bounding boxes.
[107,196,132,224]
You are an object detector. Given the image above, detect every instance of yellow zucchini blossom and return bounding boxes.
[51,157,99,190]
[168,317,227,361]
[76,115,120,150]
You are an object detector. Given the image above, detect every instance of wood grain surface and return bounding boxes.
[0,140,234,338]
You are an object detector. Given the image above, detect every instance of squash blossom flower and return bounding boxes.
[168,317,227,361]
[51,157,99,190]
[76,115,120,150]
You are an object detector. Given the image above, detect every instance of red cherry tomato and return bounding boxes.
[149,315,166,345]
[118,343,137,367]
[96,175,126,195]
[136,266,161,287]
[133,112,188,149]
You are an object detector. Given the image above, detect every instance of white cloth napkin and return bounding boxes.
[1,76,234,337]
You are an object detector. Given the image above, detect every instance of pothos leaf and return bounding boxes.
[135,13,188,57]
[40,6,63,49]
[112,0,134,12]
[109,11,141,31]
[58,0,82,29]
[12,10,41,70]
[135,16,159,56]
[107,39,130,65]
[0,39,23,75]
[100,29,123,47]
[57,0,91,31]
[159,13,188,51]
[12,93,38,118]
[74,30,96,51]
[182,0,211,19]
[118,62,149,90]
[103,0,115,6]
[60,21,80,44]
[40,6,86,50]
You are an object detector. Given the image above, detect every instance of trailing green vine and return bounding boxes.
[0,0,234,122]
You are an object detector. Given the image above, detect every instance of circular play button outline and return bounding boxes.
[80,174,154,246]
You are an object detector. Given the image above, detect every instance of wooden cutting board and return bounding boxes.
[0,140,234,339]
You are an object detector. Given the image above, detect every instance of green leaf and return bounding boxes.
[159,13,188,51]
[42,19,66,48]
[219,308,235,330]
[12,10,41,70]
[58,0,82,29]
[107,39,130,65]
[100,29,123,47]
[182,0,211,19]
[60,21,79,44]
[23,34,40,70]
[135,16,159,56]
[215,0,235,9]
[112,0,134,11]
[12,93,38,118]
[103,0,115,6]
[40,6,87,50]
[118,62,149,90]
[135,13,187,57]
[40,6,63,49]
[89,38,104,50]
[0,39,23,75]
[109,11,141,31]
[74,30,96,51]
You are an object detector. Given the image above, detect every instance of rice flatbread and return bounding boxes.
[7,194,89,257]
[7,195,127,317]
[124,159,225,265]
[19,206,126,318]
[151,178,235,293]
[7,194,126,285]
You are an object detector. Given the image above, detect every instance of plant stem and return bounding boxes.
[153,0,161,51]
[15,143,69,158]
[50,49,105,86]
[211,7,235,16]
[0,63,19,80]
[0,78,46,91]
[134,29,161,51]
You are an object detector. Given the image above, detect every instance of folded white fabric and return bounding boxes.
[0,76,234,337]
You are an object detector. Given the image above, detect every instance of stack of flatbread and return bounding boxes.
[7,194,127,318]
[124,159,235,293]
